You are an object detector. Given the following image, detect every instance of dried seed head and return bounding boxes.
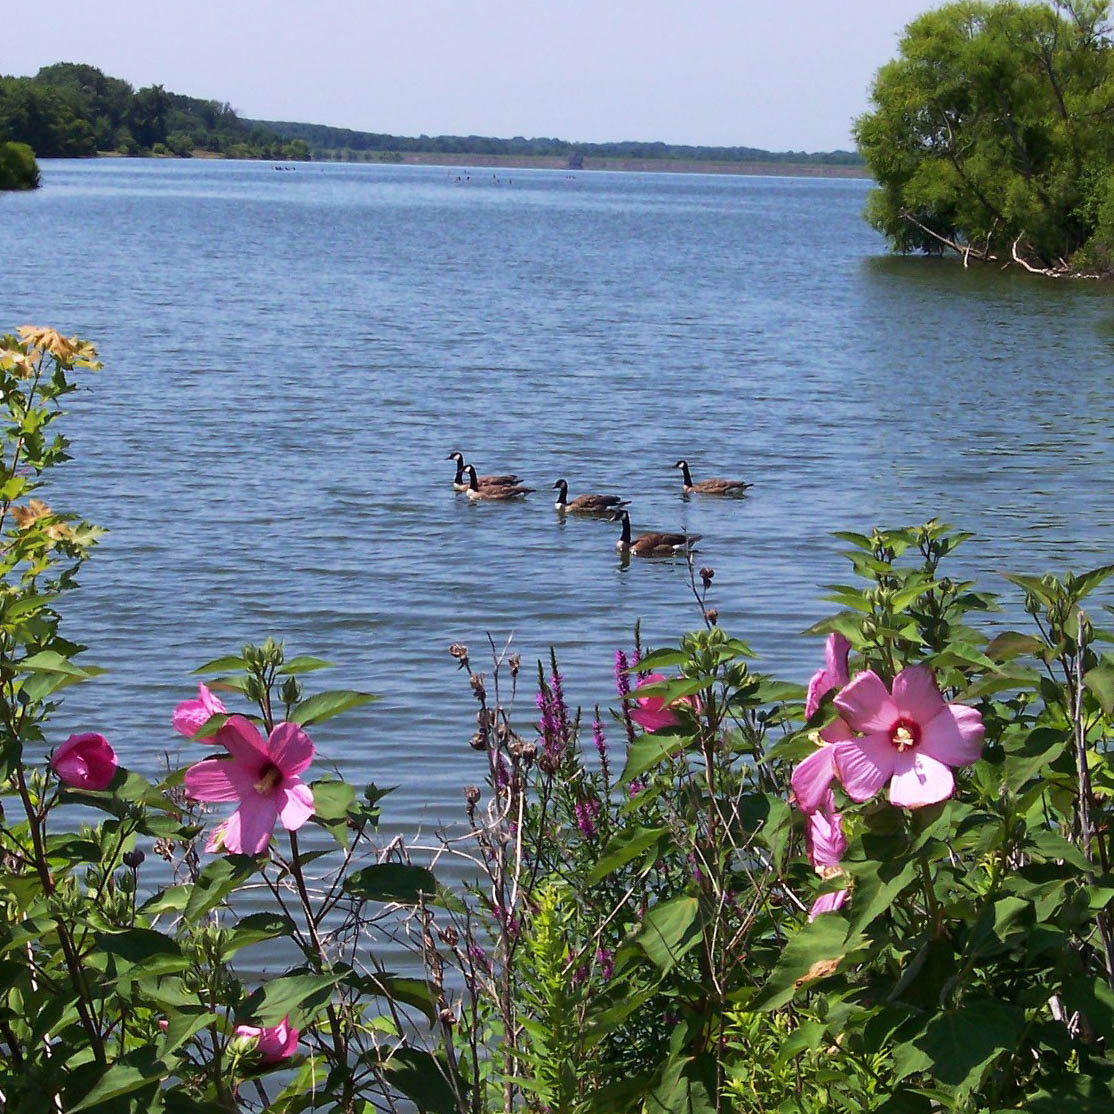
[509,738,537,763]
[699,566,715,589]
[439,1007,457,1026]
[469,673,486,701]
[538,751,560,775]
[153,838,176,861]
[465,785,481,806]
[438,924,460,947]
[508,654,521,677]
[469,731,488,751]
[706,608,719,626]
[449,642,469,661]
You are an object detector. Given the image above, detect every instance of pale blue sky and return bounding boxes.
[11,0,946,150]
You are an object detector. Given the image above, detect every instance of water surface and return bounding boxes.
[2,159,1113,835]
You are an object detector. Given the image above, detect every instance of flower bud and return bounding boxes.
[123,849,145,869]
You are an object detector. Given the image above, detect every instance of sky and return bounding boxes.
[8,0,948,151]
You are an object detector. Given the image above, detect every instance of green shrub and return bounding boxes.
[0,141,40,190]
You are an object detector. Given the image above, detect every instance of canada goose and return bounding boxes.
[674,459,751,496]
[552,479,630,515]
[446,452,521,492]
[464,464,533,501]
[611,510,700,557]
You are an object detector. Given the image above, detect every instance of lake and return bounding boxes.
[2,158,1113,838]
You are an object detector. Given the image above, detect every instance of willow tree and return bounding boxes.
[855,0,1114,275]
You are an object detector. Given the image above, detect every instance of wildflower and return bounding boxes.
[184,715,315,854]
[791,634,853,813]
[804,790,849,921]
[832,665,984,808]
[172,682,227,741]
[574,799,600,839]
[627,779,644,799]
[593,718,610,781]
[52,732,117,790]
[628,674,695,732]
[595,948,615,981]
[233,1016,298,1063]
[614,649,632,697]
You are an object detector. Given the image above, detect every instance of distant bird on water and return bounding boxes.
[611,510,700,557]
[674,459,751,496]
[552,479,629,515]
[447,452,522,492]
[463,464,533,501]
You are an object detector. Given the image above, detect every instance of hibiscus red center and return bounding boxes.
[890,718,920,752]
[254,762,283,794]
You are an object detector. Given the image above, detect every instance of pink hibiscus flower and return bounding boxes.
[791,633,853,813]
[832,665,984,809]
[184,716,315,854]
[172,682,228,741]
[805,789,849,921]
[628,674,696,732]
[234,1016,299,1063]
[52,732,118,790]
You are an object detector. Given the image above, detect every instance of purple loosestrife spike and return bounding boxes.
[593,717,610,783]
[574,800,598,840]
[614,650,631,697]
[550,671,571,746]
[494,754,510,792]
[628,779,644,799]
[596,948,615,982]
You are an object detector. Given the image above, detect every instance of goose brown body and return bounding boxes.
[464,464,533,501]
[674,459,750,496]
[612,510,700,557]
[552,479,630,515]
[447,452,522,491]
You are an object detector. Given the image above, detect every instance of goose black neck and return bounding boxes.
[555,480,568,505]
[453,458,466,484]
[620,512,631,544]
[680,462,694,487]
[467,468,479,492]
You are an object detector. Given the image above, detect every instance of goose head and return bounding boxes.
[552,478,568,491]
[673,459,688,470]
[446,451,465,463]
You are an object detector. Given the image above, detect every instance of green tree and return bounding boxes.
[855,0,1114,275]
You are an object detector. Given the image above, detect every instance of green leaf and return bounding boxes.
[185,855,258,920]
[380,1048,459,1114]
[160,1008,214,1056]
[93,928,189,979]
[222,912,296,958]
[289,689,376,725]
[898,999,1024,1098]
[1085,654,1114,715]
[311,778,356,820]
[279,655,334,675]
[344,863,438,904]
[69,1046,168,1111]
[1002,727,1067,791]
[20,649,104,677]
[192,655,247,674]
[347,972,439,1022]
[628,648,687,672]
[748,915,852,1011]
[985,631,1043,663]
[588,826,670,883]
[620,729,688,782]
[244,972,343,1025]
[633,896,700,972]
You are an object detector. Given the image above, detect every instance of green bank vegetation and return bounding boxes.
[857,0,1114,276]
[0,63,309,160]
[0,140,39,190]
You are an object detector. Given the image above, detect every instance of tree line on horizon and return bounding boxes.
[0,61,861,168]
[251,116,864,165]
[0,63,310,160]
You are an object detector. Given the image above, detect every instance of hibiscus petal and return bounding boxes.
[199,683,227,717]
[808,888,848,921]
[892,666,946,725]
[185,759,243,802]
[805,668,829,720]
[215,715,269,768]
[820,718,854,744]
[629,703,679,731]
[233,796,280,854]
[791,745,836,814]
[920,705,984,768]
[277,780,315,830]
[825,633,851,688]
[888,750,954,808]
[806,802,846,867]
[172,700,210,739]
[832,733,897,802]
[833,671,898,734]
[268,722,315,776]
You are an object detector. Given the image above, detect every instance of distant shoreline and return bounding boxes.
[89,149,869,180]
